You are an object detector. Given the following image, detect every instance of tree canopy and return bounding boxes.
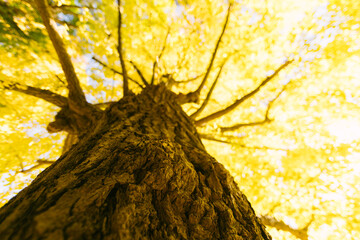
[0,0,359,239]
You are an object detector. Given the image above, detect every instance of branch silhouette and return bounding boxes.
[176,4,232,104]
[34,0,87,110]
[116,0,129,96]
[191,62,226,118]
[195,59,292,126]
[0,79,68,107]
[194,3,232,95]
[130,61,149,87]
[220,80,289,131]
[151,27,170,85]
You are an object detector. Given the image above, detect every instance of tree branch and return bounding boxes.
[172,74,204,85]
[1,79,68,107]
[130,61,149,87]
[195,59,292,126]
[199,133,287,151]
[49,4,95,10]
[221,119,272,132]
[260,215,310,240]
[219,81,288,131]
[190,61,226,118]
[193,3,231,95]
[116,0,129,96]
[161,73,204,90]
[33,0,87,108]
[175,4,231,104]
[92,57,144,88]
[151,27,170,85]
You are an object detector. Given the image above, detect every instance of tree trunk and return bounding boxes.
[0,84,271,240]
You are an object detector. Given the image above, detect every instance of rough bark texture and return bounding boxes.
[0,84,271,240]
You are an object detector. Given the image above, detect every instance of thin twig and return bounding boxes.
[164,73,204,90]
[92,57,143,88]
[173,74,204,84]
[1,79,68,107]
[199,134,288,151]
[193,3,232,95]
[195,59,293,126]
[151,27,171,85]
[220,119,272,132]
[50,4,95,10]
[174,4,231,104]
[116,0,129,96]
[190,60,227,118]
[220,81,289,131]
[55,75,66,85]
[130,61,149,87]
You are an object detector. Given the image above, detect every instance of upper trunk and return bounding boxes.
[0,84,271,240]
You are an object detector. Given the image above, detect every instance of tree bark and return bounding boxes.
[0,84,271,240]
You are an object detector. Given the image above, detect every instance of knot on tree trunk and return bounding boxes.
[46,104,102,135]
